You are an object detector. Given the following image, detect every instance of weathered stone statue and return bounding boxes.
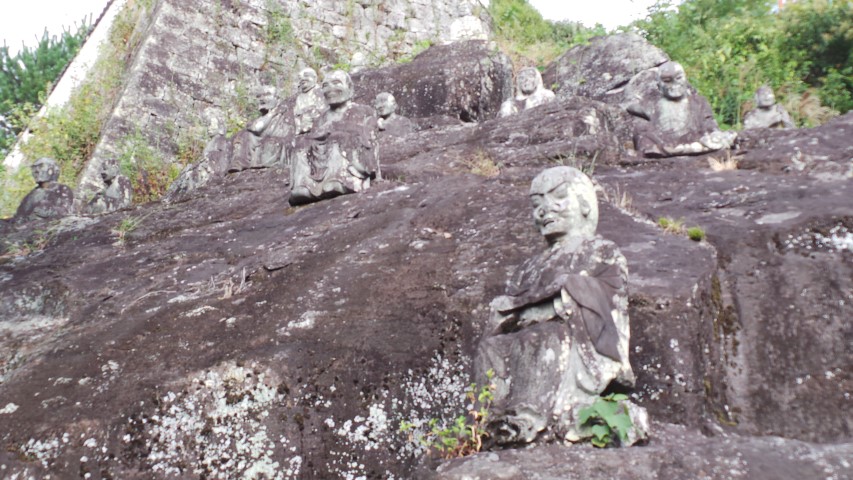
[85,160,132,215]
[449,1,488,43]
[15,157,74,222]
[230,85,291,171]
[627,61,736,157]
[293,68,328,135]
[743,86,794,130]
[374,92,415,137]
[289,70,379,206]
[475,166,648,446]
[499,67,556,118]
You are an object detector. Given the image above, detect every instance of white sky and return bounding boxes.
[1,0,109,55]
[528,0,660,30]
[0,0,657,56]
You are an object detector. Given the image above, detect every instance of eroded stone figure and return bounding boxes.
[85,160,132,215]
[743,86,794,130]
[230,85,291,171]
[499,67,556,118]
[293,68,328,135]
[449,1,489,43]
[374,92,415,137]
[475,166,648,446]
[289,70,379,205]
[627,61,736,157]
[15,157,74,222]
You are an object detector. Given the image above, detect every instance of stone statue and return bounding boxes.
[374,92,415,137]
[449,1,489,43]
[293,68,328,135]
[475,166,648,446]
[15,157,74,222]
[627,61,736,158]
[85,160,132,215]
[499,67,556,118]
[743,86,794,130]
[289,70,380,206]
[230,85,291,171]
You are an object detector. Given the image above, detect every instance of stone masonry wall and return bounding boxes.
[79,0,492,197]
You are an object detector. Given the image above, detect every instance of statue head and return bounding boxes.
[256,85,277,114]
[657,61,687,100]
[100,160,120,184]
[322,70,354,108]
[374,92,398,119]
[31,157,60,186]
[529,166,598,244]
[755,85,776,108]
[298,68,318,93]
[517,67,542,96]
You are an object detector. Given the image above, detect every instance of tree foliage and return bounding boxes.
[633,0,852,128]
[0,22,90,156]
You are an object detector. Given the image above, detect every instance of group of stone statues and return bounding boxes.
[166,67,415,206]
[12,157,131,223]
[499,61,793,159]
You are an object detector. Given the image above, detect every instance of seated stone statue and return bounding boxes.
[85,160,132,215]
[374,92,415,137]
[230,85,292,171]
[449,1,489,43]
[743,86,794,130]
[289,70,379,206]
[499,67,556,118]
[627,61,736,158]
[475,166,647,446]
[15,157,74,222]
[293,67,328,135]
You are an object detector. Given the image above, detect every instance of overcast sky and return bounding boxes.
[1,0,658,55]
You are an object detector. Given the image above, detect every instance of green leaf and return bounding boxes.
[607,412,634,442]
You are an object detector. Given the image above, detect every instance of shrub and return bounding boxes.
[578,393,633,448]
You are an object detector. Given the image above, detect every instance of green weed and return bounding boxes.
[578,393,633,448]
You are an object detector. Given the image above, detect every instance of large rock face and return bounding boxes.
[541,33,669,104]
[1,38,851,480]
[352,41,513,123]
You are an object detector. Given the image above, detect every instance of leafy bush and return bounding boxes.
[578,393,633,448]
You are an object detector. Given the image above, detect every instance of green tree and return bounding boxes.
[0,22,90,156]
[633,0,851,128]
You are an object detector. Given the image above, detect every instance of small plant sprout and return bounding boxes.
[578,393,634,448]
[112,212,151,245]
[400,369,496,459]
[657,216,685,234]
[708,152,738,171]
[687,226,706,241]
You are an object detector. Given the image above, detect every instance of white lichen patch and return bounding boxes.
[330,352,470,477]
[183,305,218,318]
[19,433,69,468]
[138,362,295,479]
[278,311,321,336]
[782,223,852,253]
[0,402,19,414]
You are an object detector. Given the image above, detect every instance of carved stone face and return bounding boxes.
[518,68,539,96]
[529,167,598,244]
[756,87,776,108]
[322,70,354,107]
[31,158,60,185]
[101,161,120,183]
[257,86,277,114]
[374,92,397,118]
[298,68,318,93]
[657,62,687,100]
